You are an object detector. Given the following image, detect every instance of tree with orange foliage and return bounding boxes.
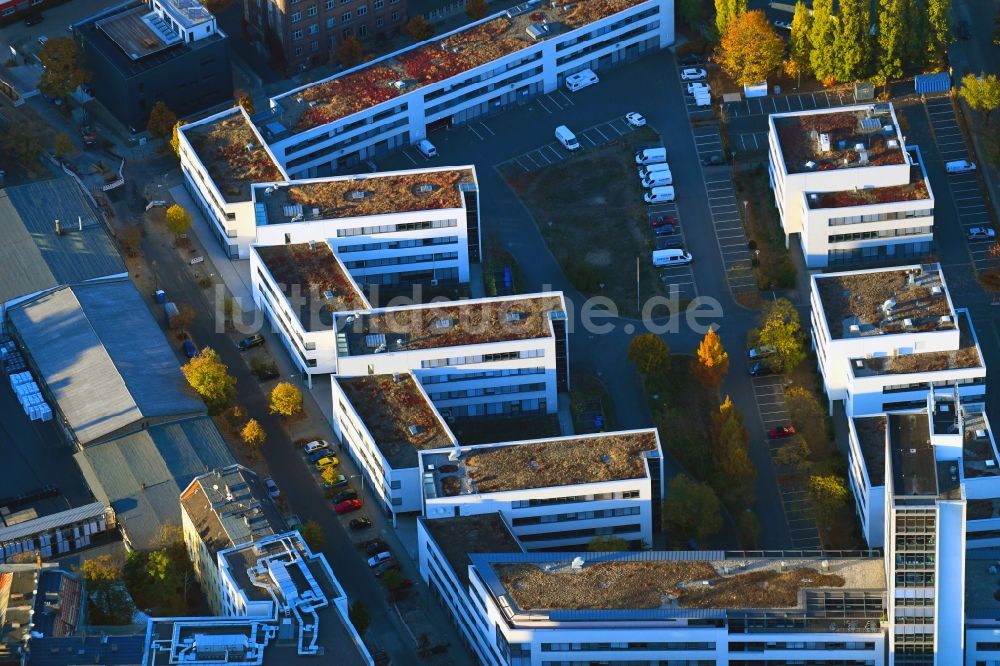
[716,10,784,87]
[692,328,729,391]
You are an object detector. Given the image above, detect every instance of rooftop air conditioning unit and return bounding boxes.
[322,290,334,300]
[819,133,831,152]
[571,557,584,569]
[977,430,988,439]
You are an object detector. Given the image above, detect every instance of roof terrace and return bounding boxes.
[483,554,885,612]
[337,373,454,468]
[335,293,564,355]
[815,265,954,339]
[850,309,981,376]
[421,514,522,584]
[962,409,999,479]
[773,106,907,175]
[423,430,659,497]
[254,168,476,225]
[888,412,938,497]
[271,0,645,133]
[852,416,887,487]
[807,168,930,209]
[255,242,369,332]
[184,109,285,202]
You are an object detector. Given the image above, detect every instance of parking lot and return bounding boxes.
[723,89,856,118]
[647,200,698,302]
[732,131,770,153]
[496,116,637,173]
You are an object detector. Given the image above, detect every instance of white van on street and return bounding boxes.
[644,186,675,203]
[652,249,692,266]
[417,139,438,158]
[945,159,976,173]
[635,147,667,165]
[554,125,580,151]
[565,69,599,92]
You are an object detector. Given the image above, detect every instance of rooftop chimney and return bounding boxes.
[54,219,62,236]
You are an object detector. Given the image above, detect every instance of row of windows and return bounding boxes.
[513,506,641,526]
[730,642,876,652]
[828,208,934,226]
[543,661,714,666]
[286,116,408,168]
[827,240,931,264]
[343,251,458,269]
[542,641,714,652]
[421,349,546,369]
[421,367,545,385]
[511,490,641,509]
[428,382,545,400]
[554,18,659,67]
[337,218,458,237]
[338,235,458,253]
[828,226,932,244]
[284,101,406,155]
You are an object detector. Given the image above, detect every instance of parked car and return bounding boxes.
[264,478,280,499]
[968,227,996,241]
[702,154,724,166]
[747,345,777,360]
[332,490,358,504]
[182,340,198,358]
[349,516,373,530]
[304,439,329,454]
[308,450,333,463]
[23,13,43,25]
[79,125,97,148]
[334,499,362,514]
[314,455,339,470]
[365,539,389,556]
[650,214,677,229]
[655,237,684,250]
[748,362,775,377]
[773,20,792,30]
[624,112,647,127]
[687,82,711,95]
[768,425,796,439]
[416,139,437,158]
[373,560,400,577]
[323,474,348,489]
[286,514,302,529]
[237,334,265,351]
[654,224,678,237]
[367,551,393,568]
[680,67,707,81]
[678,53,702,66]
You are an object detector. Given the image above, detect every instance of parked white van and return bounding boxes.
[554,125,580,151]
[694,92,711,107]
[565,69,599,92]
[652,249,692,266]
[945,159,976,173]
[638,163,671,180]
[644,186,675,203]
[417,139,438,158]
[642,171,673,188]
[635,147,667,165]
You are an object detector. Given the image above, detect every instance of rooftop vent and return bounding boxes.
[804,160,817,170]
[987,460,996,468]
[322,290,334,300]
[854,359,864,368]
[308,240,316,250]
[245,142,255,152]
[858,148,869,165]
[600,454,612,464]
[392,372,401,383]
[882,297,896,313]
[418,183,434,193]
[571,557,585,569]
[506,312,526,321]
[931,286,943,295]
[528,460,540,472]
[393,80,407,90]
[854,142,866,152]
[408,424,422,436]
[819,133,831,152]
[903,318,914,328]
[888,139,899,148]
[939,315,952,324]
[351,191,366,200]
[977,429,988,439]
[849,324,861,333]
[433,318,454,329]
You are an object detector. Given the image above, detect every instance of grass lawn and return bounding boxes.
[500,127,671,317]
[732,166,797,291]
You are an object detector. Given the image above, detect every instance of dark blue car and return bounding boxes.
[182,340,198,358]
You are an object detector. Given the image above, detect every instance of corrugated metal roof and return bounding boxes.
[8,279,204,444]
[915,72,951,95]
[0,502,108,544]
[0,179,125,306]
[74,416,236,549]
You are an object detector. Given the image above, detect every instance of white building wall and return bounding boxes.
[181,506,224,616]
[936,499,967,663]
[966,625,1000,665]
[847,365,986,417]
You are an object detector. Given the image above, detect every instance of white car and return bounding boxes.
[686,82,710,95]
[968,227,996,241]
[624,112,646,128]
[773,20,792,30]
[264,478,280,499]
[680,67,707,81]
[367,551,393,568]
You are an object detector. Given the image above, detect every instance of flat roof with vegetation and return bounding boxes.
[273,0,647,133]
[421,514,522,584]
[808,176,930,209]
[184,109,284,202]
[337,373,453,468]
[773,107,906,175]
[255,168,475,224]
[851,310,981,376]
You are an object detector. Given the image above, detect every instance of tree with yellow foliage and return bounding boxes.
[269,382,303,417]
[241,418,265,449]
[692,328,729,391]
[165,204,192,238]
[182,348,236,411]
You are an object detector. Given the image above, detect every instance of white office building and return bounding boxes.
[768,103,935,268]
[178,106,288,259]
[251,166,481,276]
[810,264,985,417]
[261,0,674,177]
[420,429,664,550]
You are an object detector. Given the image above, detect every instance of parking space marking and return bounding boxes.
[401,149,419,166]
[555,90,575,107]
[535,97,555,114]
[467,124,485,141]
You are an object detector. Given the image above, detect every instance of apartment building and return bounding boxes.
[331,372,456,517]
[74,0,233,132]
[251,165,481,272]
[810,264,985,417]
[242,0,406,72]
[179,465,284,615]
[768,103,934,268]
[420,429,663,550]
[178,106,288,259]
[262,0,674,176]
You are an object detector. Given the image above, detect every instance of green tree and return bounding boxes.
[627,333,671,376]
[406,15,434,41]
[270,382,303,417]
[959,73,1000,125]
[773,435,811,470]
[677,0,704,28]
[2,124,42,165]
[298,519,325,549]
[717,10,784,86]
[38,37,90,100]
[786,386,830,458]
[754,298,806,373]
[809,0,837,83]
[465,0,488,20]
[586,535,630,551]
[661,475,723,544]
[788,1,813,87]
[54,132,75,158]
[833,0,871,82]
[710,396,756,508]
[241,418,266,449]
[147,101,177,138]
[925,0,950,68]
[349,600,371,635]
[182,347,237,411]
[81,554,135,625]
[336,36,364,67]
[809,474,848,525]
[693,328,729,391]
[146,550,171,583]
[876,0,906,81]
[902,0,926,68]
[165,203,192,238]
[714,0,746,39]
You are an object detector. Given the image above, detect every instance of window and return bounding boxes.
[375,15,383,26]
[357,23,367,36]
[292,28,303,39]
[307,4,317,14]
[308,22,318,33]
[290,10,301,21]
[373,0,383,7]
[341,10,351,20]
[325,0,334,7]
[341,27,351,37]
[1,6,14,14]
[294,46,303,55]
[310,39,319,51]
[356,4,366,14]
[391,10,398,20]
[325,16,335,27]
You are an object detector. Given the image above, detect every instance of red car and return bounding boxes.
[334,499,362,514]
[650,215,677,229]
[768,425,796,439]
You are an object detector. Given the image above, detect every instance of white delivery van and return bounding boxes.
[635,147,667,165]
[417,139,438,158]
[945,159,976,173]
[652,249,693,266]
[644,186,676,203]
[694,91,711,107]
[642,171,673,188]
[554,125,581,151]
[638,163,671,179]
[565,68,599,92]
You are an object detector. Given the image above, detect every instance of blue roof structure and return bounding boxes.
[915,72,951,95]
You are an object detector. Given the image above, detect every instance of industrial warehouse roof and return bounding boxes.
[74,416,236,549]
[0,179,125,306]
[7,279,204,445]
